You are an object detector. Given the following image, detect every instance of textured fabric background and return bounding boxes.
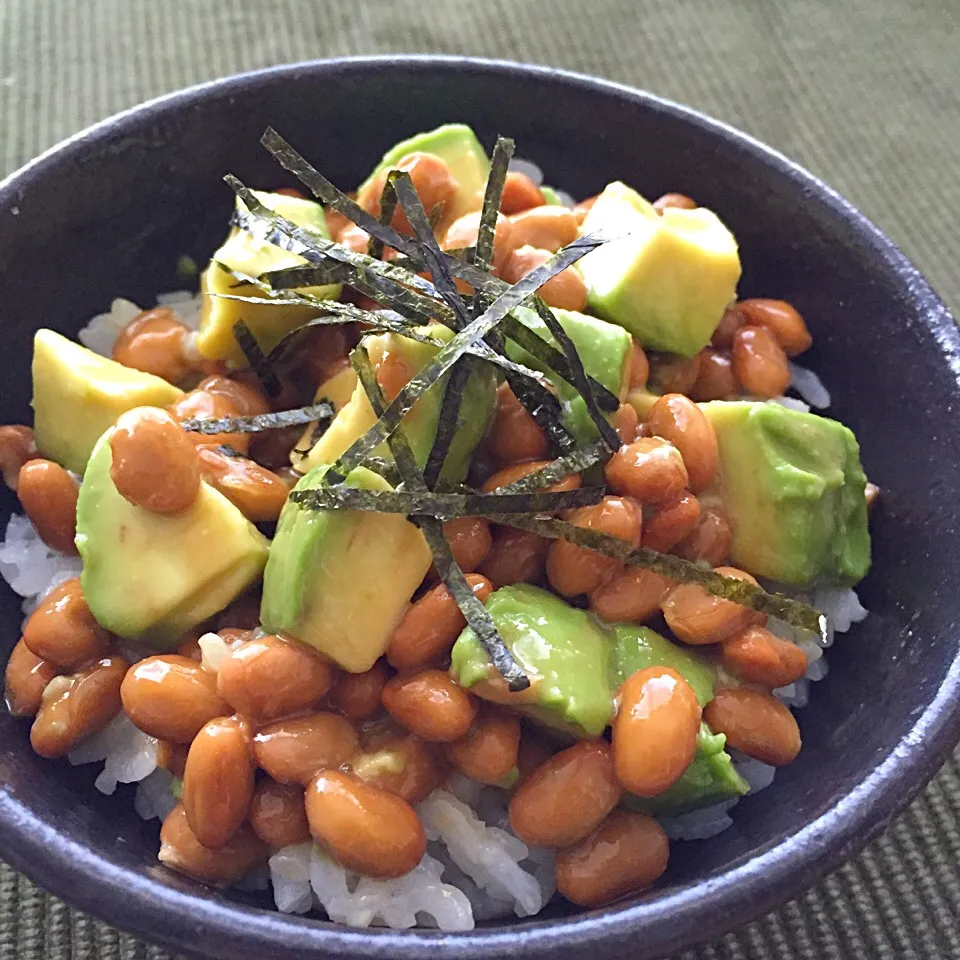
[1,1,958,957]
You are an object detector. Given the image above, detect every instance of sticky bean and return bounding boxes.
[509,740,622,848]
[387,575,493,672]
[642,493,701,554]
[441,517,493,574]
[613,667,701,797]
[478,526,549,588]
[612,402,639,445]
[508,206,579,253]
[217,634,335,724]
[157,740,190,779]
[690,348,738,401]
[170,389,250,453]
[674,507,732,566]
[646,394,719,493]
[17,460,79,554]
[499,246,588,311]
[444,706,520,785]
[198,450,288,523]
[704,687,802,765]
[711,304,745,348]
[588,567,671,624]
[110,409,201,513]
[306,770,426,878]
[573,195,598,224]
[661,566,764,645]
[604,437,688,505]
[442,211,515,272]
[382,669,477,742]
[489,383,550,466]
[22,578,110,669]
[159,804,268,885]
[354,721,447,803]
[629,342,649,389]
[4,638,60,717]
[328,659,391,720]
[647,353,702,396]
[500,171,546,215]
[653,193,697,211]
[721,626,808,688]
[0,426,37,490]
[30,655,128,758]
[737,299,812,357]
[732,326,791,398]
[121,655,228,742]
[482,459,581,494]
[248,779,311,848]
[555,809,669,907]
[546,496,642,597]
[252,712,359,785]
[183,715,255,849]
[111,308,193,383]
[196,374,271,417]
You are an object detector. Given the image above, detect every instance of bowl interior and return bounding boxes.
[0,58,958,960]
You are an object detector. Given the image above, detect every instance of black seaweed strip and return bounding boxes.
[216,444,245,458]
[475,137,514,275]
[180,402,334,435]
[369,177,398,260]
[389,171,471,331]
[288,485,604,518]
[350,348,528,690]
[494,440,609,493]
[330,234,607,476]
[422,361,475,491]
[494,515,825,635]
[533,299,621,450]
[230,320,283,397]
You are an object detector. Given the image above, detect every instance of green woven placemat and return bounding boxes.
[1,1,958,957]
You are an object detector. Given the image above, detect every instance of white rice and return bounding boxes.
[78,291,203,359]
[789,361,832,409]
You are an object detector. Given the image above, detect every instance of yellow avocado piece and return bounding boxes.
[32,329,184,475]
[291,365,363,473]
[260,465,432,673]
[196,190,341,366]
[76,418,270,648]
[579,182,741,357]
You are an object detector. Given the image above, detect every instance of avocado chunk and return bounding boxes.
[32,329,184,474]
[625,723,749,816]
[608,624,716,706]
[297,325,496,479]
[700,401,870,584]
[450,584,614,737]
[505,306,632,442]
[539,186,563,206]
[196,190,341,365]
[579,182,741,357]
[76,418,269,647]
[290,365,359,470]
[260,464,432,672]
[357,124,490,232]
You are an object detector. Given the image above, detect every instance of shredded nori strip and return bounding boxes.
[368,176,398,261]
[492,514,825,635]
[475,136,514,275]
[533,298,621,450]
[493,440,610,494]
[216,444,245,458]
[350,347,528,690]
[330,234,608,477]
[421,362,473,491]
[180,402,334,435]
[288,485,604,518]
[230,320,282,397]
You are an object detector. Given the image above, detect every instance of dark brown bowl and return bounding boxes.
[0,56,958,960]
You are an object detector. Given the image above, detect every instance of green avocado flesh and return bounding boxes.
[451,584,614,738]
[76,418,269,647]
[701,401,871,585]
[197,190,340,366]
[297,326,496,479]
[579,181,741,357]
[505,306,631,442]
[31,329,184,475]
[260,465,432,673]
[359,123,490,230]
[608,624,716,707]
[625,724,749,816]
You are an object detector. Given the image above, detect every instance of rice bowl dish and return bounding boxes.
[0,122,875,931]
